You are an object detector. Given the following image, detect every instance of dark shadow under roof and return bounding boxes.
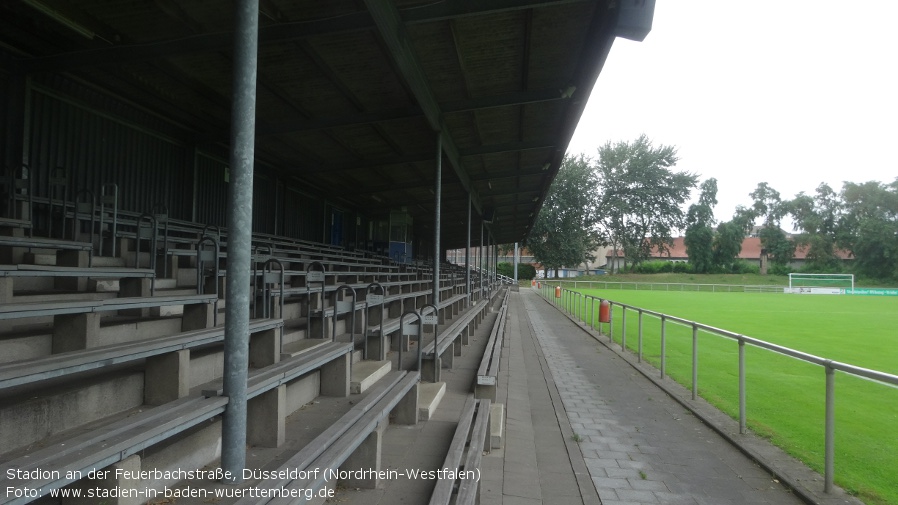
[0,0,653,248]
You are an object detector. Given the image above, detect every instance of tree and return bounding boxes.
[596,135,697,271]
[525,154,600,277]
[497,243,516,259]
[789,183,842,271]
[684,178,718,273]
[712,219,744,271]
[837,180,898,279]
[747,182,794,269]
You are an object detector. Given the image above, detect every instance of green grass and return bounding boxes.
[557,287,898,505]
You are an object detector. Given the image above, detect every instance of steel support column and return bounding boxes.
[433,133,442,307]
[479,222,484,298]
[465,193,471,306]
[485,231,491,297]
[513,242,519,282]
[221,0,258,484]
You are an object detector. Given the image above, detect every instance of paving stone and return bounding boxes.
[519,290,806,505]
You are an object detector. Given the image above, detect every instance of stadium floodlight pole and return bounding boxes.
[221,0,258,485]
[433,133,442,308]
[465,192,471,306]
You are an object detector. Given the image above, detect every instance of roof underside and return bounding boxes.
[0,0,635,248]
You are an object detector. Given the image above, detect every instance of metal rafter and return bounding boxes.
[21,0,591,87]
[362,0,482,214]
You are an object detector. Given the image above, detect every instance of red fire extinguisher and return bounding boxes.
[599,299,611,323]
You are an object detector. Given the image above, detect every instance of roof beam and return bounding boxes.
[23,11,376,72]
[22,0,590,81]
[459,140,556,157]
[401,0,591,24]
[362,0,482,214]
[257,107,423,136]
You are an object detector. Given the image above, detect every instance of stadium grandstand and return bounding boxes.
[0,1,659,504]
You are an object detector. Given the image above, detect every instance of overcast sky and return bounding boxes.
[566,0,898,232]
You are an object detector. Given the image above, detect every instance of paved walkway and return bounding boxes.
[483,289,809,505]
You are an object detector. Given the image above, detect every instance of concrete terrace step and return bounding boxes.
[89,255,128,268]
[280,338,329,359]
[350,359,391,394]
[417,381,446,421]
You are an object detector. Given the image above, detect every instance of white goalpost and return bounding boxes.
[787,273,855,294]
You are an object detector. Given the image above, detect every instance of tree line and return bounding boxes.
[523,135,898,280]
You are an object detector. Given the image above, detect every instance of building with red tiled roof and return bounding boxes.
[605,236,853,271]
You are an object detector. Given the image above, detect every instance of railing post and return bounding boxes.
[637,310,643,363]
[824,362,835,493]
[621,306,627,351]
[739,339,746,434]
[590,297,594,330]
[660,316,666,379]
[608,302,614,343]
[692,323,698,400]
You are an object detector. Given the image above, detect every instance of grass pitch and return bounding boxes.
[569,288,898,505]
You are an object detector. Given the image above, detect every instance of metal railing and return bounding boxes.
[549,280,784,293]
[536,281,898,495]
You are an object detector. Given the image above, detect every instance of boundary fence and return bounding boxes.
[549,280,784,293]
[536,281,898,496]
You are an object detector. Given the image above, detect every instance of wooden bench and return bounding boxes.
[0,293,217,320]
[0,318,283,390]
[0,264,158,301]
[0,293,218,353]
[420,297,490,382]
[201,340,355,448]
[0,339,354,504]
[456,398,492,505]
[234,370,420,505]
[475,290,510,401]
[0,235,93,266]
[0,394,229,505]
[0,264,155,278]
[429,394,477,505]
[0,217,31,230]
[202,341,354,400]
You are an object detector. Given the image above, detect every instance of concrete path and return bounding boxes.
[483,289,807,505]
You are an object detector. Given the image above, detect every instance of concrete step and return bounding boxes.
[490,402,505,449]
[92,277,175,293]
[8,291,116,304]
[99,316,183,345]
[24,252,56,265]
[350,359,391,394]
[155,278,178,290]
[91,255,128,268]
[282,326,308,344]
[176,267,198,287]
[90,279,119,292]
[280,338,328,359]
[156,287,201,297]
[417,381,446,421]
[12,276,53,292]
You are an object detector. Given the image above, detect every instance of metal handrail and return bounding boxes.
[366,282,386,360]
[537,281,898,494]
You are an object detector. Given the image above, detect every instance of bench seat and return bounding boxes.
[0,318,283,389]
[0,394,228,505]
[0,293,217,320]
[234,370,420,505]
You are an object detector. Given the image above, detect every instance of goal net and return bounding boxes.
[787,273,854,294]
